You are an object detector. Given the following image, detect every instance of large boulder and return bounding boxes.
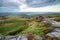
[35,16,44,22]
[44,30,60,40]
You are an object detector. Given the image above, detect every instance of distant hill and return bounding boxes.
[0,12,60,17]
[0,12,31,18]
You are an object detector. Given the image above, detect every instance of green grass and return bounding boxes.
[17,21,49,37]
[0,19,28,36]
[0,19,50,37]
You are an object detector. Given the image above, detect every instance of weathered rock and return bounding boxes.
[18,35,28,40]
[0,36,2,40]
[5,36,17,40]
[45,30,60,40]
[35,16,44,22]
[0,34,43,40]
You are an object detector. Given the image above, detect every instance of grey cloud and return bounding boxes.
[2,0,20,7]
[26,0,60,7]
[0,7,19,12]
[0,0,20,12]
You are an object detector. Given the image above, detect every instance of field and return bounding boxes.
[0,17,28,36]
[0,15,60,38]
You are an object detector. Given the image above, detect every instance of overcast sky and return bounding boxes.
[0,0,60,12]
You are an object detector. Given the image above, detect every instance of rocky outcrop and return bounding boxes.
[35,16,44,22]
[44,27,60,40]
[0,34,42,40]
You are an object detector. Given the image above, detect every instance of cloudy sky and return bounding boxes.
[0,0,60,12]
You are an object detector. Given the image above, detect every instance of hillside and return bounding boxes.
[0,16,50,37]
[0,14,60,40]
[0,19,28,36]
[18,21,49,37]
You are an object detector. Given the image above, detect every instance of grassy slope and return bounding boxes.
[0,19,28,36]
[0,19,49,37]
[17,21,48,37]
